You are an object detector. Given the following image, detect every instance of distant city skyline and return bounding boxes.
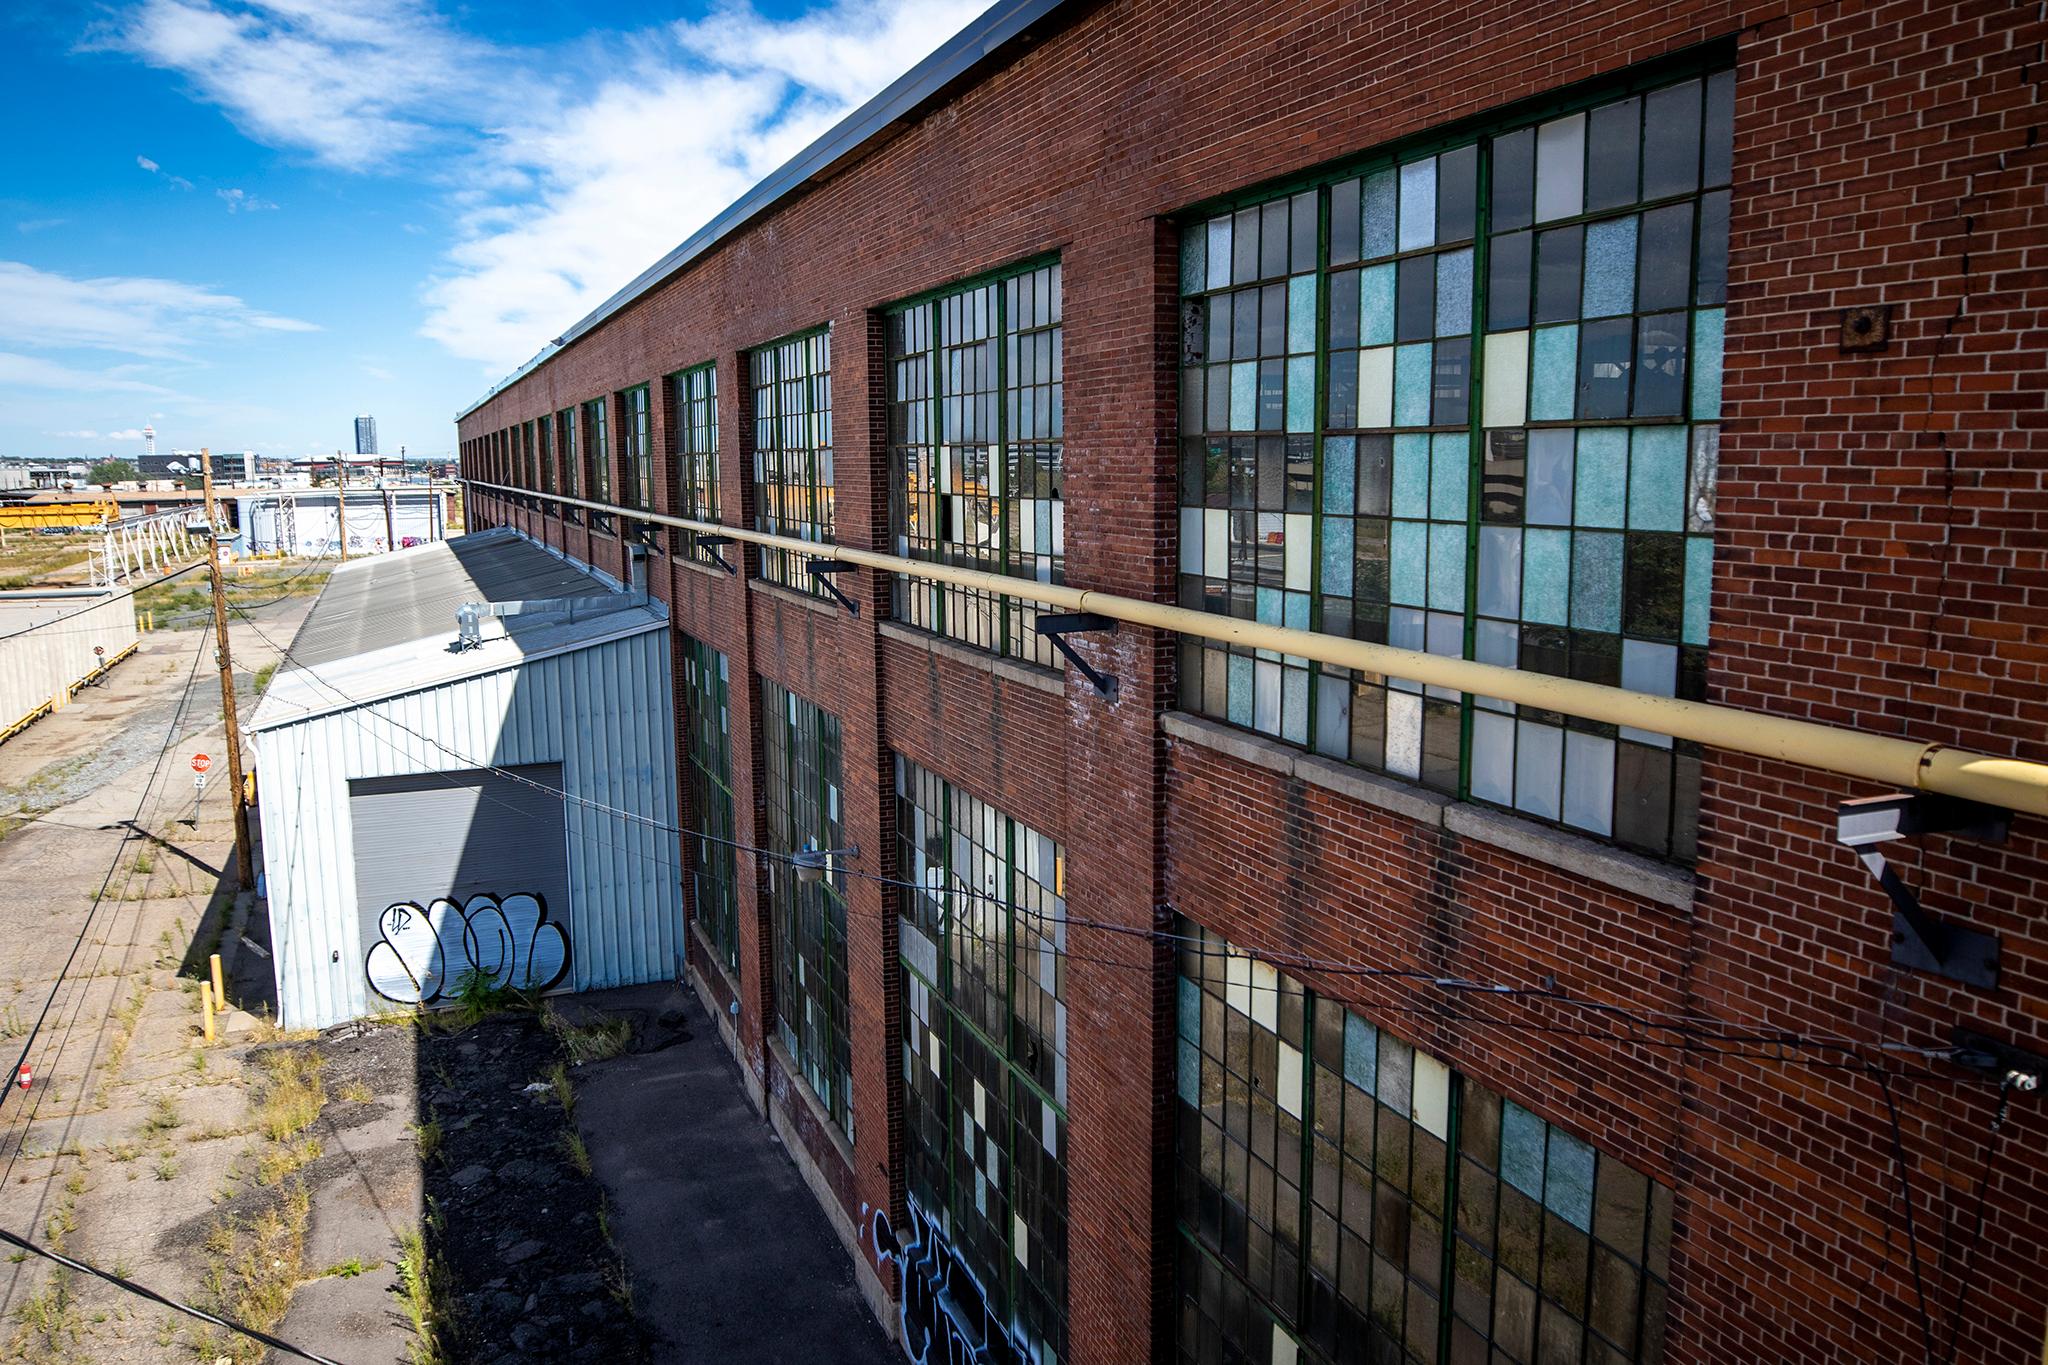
[355,414,379,456]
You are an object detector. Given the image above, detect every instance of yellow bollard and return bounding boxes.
[201,980,216,1044]
[210,953,225,1015]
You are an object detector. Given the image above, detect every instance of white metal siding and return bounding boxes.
[255,623,679,1028]
[0,594,140,741]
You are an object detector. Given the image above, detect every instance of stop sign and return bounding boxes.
[191,753,212,774]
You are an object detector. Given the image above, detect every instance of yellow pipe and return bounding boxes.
[465,480,2048,817]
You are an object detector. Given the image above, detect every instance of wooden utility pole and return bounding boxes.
[335,450,349,561]
[200,449,254,890]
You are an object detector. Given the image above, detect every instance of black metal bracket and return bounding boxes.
[696,535,737,577]
[805,559,860,616]
[1837,793,2009,989]
[1035,612,1120,700]
[1952,1028,2047,1089]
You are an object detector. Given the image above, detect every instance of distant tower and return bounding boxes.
[143,425,156,458]
[354,414,379,456]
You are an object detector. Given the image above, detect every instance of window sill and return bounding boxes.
[765,1032,858,1173]
[748,576,839,619]
[877,620,1065,697]
[675,554,735,584]
[1159,710,1694,912]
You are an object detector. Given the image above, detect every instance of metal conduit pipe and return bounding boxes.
[464,480,2048,818]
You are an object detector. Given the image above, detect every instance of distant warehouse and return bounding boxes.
[246,529,679,1029]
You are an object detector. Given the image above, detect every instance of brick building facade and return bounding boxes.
[455,1,2048,1361]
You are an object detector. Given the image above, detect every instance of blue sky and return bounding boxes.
[0,0,987,464]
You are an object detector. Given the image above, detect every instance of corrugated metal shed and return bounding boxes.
[250,530,680,1028]
[0,590,140,743]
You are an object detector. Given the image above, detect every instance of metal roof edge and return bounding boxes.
[454,0,1077,423]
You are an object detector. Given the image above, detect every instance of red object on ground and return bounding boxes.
[16,1065,29,1091]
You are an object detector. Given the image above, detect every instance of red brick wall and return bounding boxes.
[459,0,2048,1360]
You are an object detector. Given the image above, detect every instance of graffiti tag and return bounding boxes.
[871,1198,1038,1365]
[365,892,569,1003]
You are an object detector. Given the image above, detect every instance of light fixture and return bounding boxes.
[791,840,859,885]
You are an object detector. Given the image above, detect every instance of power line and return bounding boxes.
[0,560,206,644]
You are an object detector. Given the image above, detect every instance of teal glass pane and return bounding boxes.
[1229,360,1256,430]
[1359,264,1396,346]
[1530,324,1578,421]
[1398,159,1437,251]
[1394,343,1433,426]
[1389,521,1428,606]
[1392,434,1431,517]
[1628,427,1687,531]
[1692,307,1725,419]
[1206,217,1232,292]
[1501,1101,1546,1198]
[1523,530,1570,625]
[1571,532,1623,632]
[1177,975,1201,1041]
[1284,591,1310,632]
[1177,1037,1199,1106]
[1323,518,1355,596]
[1435,248,1474,337]
[1323,436,1356,515]
[1574,428,1627,529]
[1582,215,1639,318]
[1429,431,1468,518]
[1343,1012,1377,1093]
[1282,666,1308,743]
[1180,222,1206,296]
[1256,585,1282,625]
[1361,169,1397,259]
[1427,524,1467,612]
[1227,654,1253,725]
[1287,274,1319,354]
[1545,1128,1596,1232]
[1684,535,1714,644]
[1285,356,1316,433]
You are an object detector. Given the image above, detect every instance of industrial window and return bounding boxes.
[669,362,719,556]
[1177,69,1731,860]
[895,756,1069,1361]
[522,420,538,490]
[1171,917,1672,1365]
[583,396,614,532]
[556,409,582,523]
[537,412,554,495]
[762,677,851,1140]
[886,261,1064,665]
[750,329,833,593]
[682,635,737,973]
[619,383,652,517]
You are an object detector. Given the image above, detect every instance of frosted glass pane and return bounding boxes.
[1692,308,1725,419]
[1360,169,1397,259]
[1255,658,1281,734]
[1385,691,1423,778]
[1546,1128,1596,1232]
[1322,517,1354,596]
[1628,427,1687,531]
[1389,521,1427,606]
[1684,535,1714,645]
[1206,217,1233,292]
[1284,513,1311,589]
[1482,331,1529,428]
[1522,529,1570,624]
[1501,1102,1546,1198]
[1394,343,1433,427]
[1620,639,1678,748]
[1284,590,1310,633]
[1227,654,1253,726]
[1475,618,1518,709]
[1430,432,1468,518]
[1526,429,1574,525]
[1398,159,1437,251]
[1287,274,1318,354]
[1229,361,1256,430]
[1472,710,1517,805]
[1179,506,1202,574]
[1392,434,1431,517]
[1687,425,1719,531]
[1478,526,1522,617]
[1435,249,1474,336]
[1413,1053,1451,1139]
[1388,605,1426,653]
[1359,264,1396,346]
[1514,721,1563,819]
[1535,114,1586,223]
[1256,584,1281,626]
[1286,356,1315,433]
[1203,509,1226,578]
[1427,524,1466,612]
[1358,348,1394,427]
[1574,428,1627,528]
[1570,532,1623,632]
[1181,222,1206,296]
[1581,216,1639,318]
[1563,730,1615,835]
[1530,324,1578,422]
[1315,674,1351,757]
[1323,436,1356,515]
[1281,667,1308,744]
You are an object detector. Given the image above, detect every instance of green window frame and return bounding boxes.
[538,411,554,495]
[1172,916,1672,1365]
[886,260,1064,665]
[1176,67,1732,861]
[556,409,582,523]
[669,361,719,555]
[750,329,834,593]
[762,677,851,1140]
[583,396,614,531]
[895,755,1069,1361]
[682,635,737,972]
[618,382,653,512]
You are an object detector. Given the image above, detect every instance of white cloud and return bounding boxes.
[52,429,100,438]
[216,187,278,212]
[16,218,68,234]
[0,353,177,395]
[136,154,158,172]
[0,261,317,360]
[136,152,194,190]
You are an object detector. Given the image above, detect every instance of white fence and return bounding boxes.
[0,591,142,744]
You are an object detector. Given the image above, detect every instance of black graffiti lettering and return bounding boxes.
[872,1199,1033,1365]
